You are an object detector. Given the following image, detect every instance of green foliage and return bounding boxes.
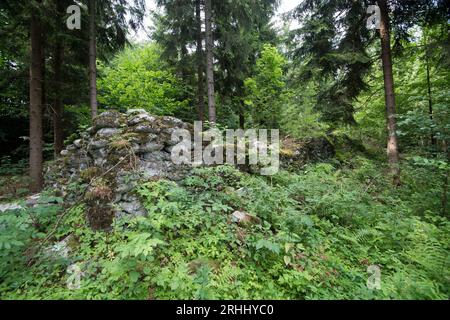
[289,0,448,124]
[153,0,280,126]
[0,0,449,302]
[98,44,189,116]
[354,24,450,152]
[244,44,286,128]
[1,159,448,299]
[281,88,330,139]
[0,194,64,296]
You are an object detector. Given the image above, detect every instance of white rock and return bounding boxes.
[128,113,156,126]
[0,203,22,212]
[96,128,120,138]
[232,211,248,223]
[126,108,147,115]
[231,210,260,225]
[73,139,82,148]
[44,235,73,260]
[66,263,84,290]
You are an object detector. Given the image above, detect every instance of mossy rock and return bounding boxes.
[80,167,101,182]
[93,111,123,130]
[109,138,132,151]
[188,258,220,274]
[84,178,114,201]
[86,204,115,231]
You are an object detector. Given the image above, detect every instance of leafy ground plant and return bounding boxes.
[0,158,448,299]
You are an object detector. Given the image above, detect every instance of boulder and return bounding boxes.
[93,111,122,130]
[96,128,121,138]
[44,235,74,260]
[280,137,335,167]
[231,210,261,226]
[0,203,22,212]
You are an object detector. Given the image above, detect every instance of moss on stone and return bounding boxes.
[109,138,131,151]
[93,111,123,130]
[80,167,101,182]
[86,205,115,231]
[84,178,113,201]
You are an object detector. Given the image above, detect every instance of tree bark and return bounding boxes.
[41,41,46,113]
[89,0,98,119]
[53,40,64,157]
[204,0,216,124]
[29,8,44,193]
[378,0,401,186]
[239,107,245,129]
[180,44,188,79]
[52,0,64,157]
[196,0,205,122]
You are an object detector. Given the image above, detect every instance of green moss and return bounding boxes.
[80,167,101,182]
[86,205,115,231]
[84,178,113,201]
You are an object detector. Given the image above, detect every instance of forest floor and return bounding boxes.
[0,150,448,299]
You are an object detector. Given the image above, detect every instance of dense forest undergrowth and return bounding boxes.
[0,151,449,299]
[1,0,449,300]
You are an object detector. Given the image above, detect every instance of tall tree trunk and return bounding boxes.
[204,0,216,124]
[180,44,188,79]
[378,0,401,186]
[89,0,98,119]
[196,0,205,122]
[29,9,44,193]
[52,0,64,157]
[41,41,46,113]
[239,110,245,129]
[53,40,64,157]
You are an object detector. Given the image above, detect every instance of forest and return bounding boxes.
[0,0,449,300]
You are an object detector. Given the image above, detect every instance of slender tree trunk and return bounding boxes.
[29,9,44,193]
[53,40,64,157]
[378,0,401,186]
[239,106,245,129]
[196,0,205,122]
[180,44,188,79]
[89,0,98,119]
[204,0,216,124]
